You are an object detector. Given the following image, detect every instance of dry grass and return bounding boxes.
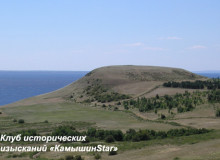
[1,102,180,132]
[174,104,216,119]
[101,139,220,160]
[169,118,220,129]
[0,65,215,160]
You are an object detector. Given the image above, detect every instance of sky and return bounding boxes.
[0,0,220,71]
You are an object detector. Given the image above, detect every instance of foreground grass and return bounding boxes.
[1,102,219,160]
[1,102,180,132]
[116,129,220,151]
[1,130,219,160]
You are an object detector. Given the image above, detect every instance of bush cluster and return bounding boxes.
[123,91,204,113]
[52,127,209,143]
[123,128,209,142]
[208,90,220,103]
[85,81,130,103]
[216,109,220,117]
[65,155,83,160]
[163,79,220,90]
[5,126,210,144]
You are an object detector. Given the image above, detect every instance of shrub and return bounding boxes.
[132,134,140,142]
[87,128,96,137]
[75,155,83,160]
[108,150,117,156]
[161,114,166,119]
[65,155,74,160]
[94,153,101,159]
[44,120,49,123]
[13,119,17,122]
[52,126,80,137]
[81,137,90,143]
[216,109,220,117]
[20,129,37,137]
[18,119,25,123]
[105,135,115,143]
[12,154,18,158]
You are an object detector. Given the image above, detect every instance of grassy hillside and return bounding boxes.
[63,65,206,102]
[4,65,206,108]
[1,65,219,160]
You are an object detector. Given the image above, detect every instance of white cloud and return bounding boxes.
[189,45,207,49]
[158,36,182,40]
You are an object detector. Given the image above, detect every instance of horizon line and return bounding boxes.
[1,69,220,73]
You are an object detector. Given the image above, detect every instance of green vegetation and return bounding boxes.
[1,66,220,160]
[65,155,74,160]
[108,150,117,156]
[51,126,210,143]
[18,119,25,123]
[52,126,81,137]
[208,90,220,103]
[161,114,166,119]
[3,126,209,144]
[105,135,115,143]
[85,80,130,103]
[1,102,179,132]
[123,89,220,114]
[65,155,83,160]
[216,109,220,117]
[163,79,220,89]
[123,91,205,113]
[94,153,101,159]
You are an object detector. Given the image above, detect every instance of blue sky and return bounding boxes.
[0,0,219,71]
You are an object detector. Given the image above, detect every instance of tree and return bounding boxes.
[109,150,117,156]
[161,114,166,119]
[65,155,74,160]
[18,119,25,123]
[216,109,220,117]
[105,135,115,143]
[75,155,83,160]
[94,153,101,160]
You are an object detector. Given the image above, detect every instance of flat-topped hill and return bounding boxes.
[1,66,219,160]
[39,65,206,103]
[84,65,203,82]
[3,65,206,107]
